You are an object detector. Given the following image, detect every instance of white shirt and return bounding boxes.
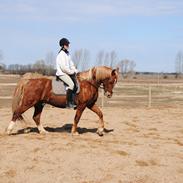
[56,50,78,76]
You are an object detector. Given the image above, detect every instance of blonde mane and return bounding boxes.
[22,72,50,80]
[95,66,112,82]
[79,66,112,81]
[78,68,93,81]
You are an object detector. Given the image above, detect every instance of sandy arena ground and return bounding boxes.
[0,106,183,183]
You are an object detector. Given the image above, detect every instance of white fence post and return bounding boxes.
[101,89,104,108]
[148,85,152,107]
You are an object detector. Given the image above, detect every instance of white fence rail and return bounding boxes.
[0,83,17,86]
[1,83,183,108]
[100,83,183,108]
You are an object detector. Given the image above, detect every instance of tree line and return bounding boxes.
[0,49,136,77]
[1,49,183,77]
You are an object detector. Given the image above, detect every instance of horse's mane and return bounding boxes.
[95,66,112,82]
[21,67,113,81]
[79,66,112,82]
[22,72,50,79]
[78,68,93,81]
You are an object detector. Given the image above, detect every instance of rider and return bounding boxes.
[56,38,78,108]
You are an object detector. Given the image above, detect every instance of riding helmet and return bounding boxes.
[59,38,70,47]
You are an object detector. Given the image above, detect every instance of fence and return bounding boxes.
[1,82,183,108]
[99,83,183,108]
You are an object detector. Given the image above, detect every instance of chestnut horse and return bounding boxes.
[6,66,119,136]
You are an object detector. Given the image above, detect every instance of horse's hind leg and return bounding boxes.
[87,104,104,136]
[6,111,24,135]
[6,115,17,135]
[33,103,47,134]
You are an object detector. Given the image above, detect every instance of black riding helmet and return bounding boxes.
[59,38,70,47]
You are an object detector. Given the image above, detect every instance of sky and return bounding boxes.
[0,0,183,72]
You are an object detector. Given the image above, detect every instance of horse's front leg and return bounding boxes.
[71,104,86,135]
[33,103,47,134]
[87,104,104,136]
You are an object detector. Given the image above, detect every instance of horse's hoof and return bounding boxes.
[5,128,12,135]
[97,128,104,136]
[6,130,11,135]
[24,127,31,133]
[39,130,48,134]
[72,131,79,136]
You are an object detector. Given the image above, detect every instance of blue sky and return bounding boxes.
[0,0,183,72]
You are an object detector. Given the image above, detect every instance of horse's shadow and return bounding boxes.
[12,123,114,135]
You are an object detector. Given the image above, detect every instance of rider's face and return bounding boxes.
[64,44,69,50]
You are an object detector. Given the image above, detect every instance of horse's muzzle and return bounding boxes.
[105,91,112,98]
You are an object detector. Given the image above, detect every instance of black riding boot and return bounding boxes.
[66,89,77,108]
[72,92,77,110]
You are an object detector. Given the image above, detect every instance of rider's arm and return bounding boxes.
[58,52,75,75]
[69,57,78,74]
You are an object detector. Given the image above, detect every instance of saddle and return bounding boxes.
[52,76,80,95]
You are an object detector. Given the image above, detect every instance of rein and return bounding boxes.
[77,76,104,90]
[85,80,103,90]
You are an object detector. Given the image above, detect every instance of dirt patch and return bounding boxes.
[0,107,183,183]
[1,74,183,182]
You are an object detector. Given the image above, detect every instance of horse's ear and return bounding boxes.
[111,67,119,76]
[111,69,116,76]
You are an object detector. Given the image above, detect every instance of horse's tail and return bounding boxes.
[12,79,27,114]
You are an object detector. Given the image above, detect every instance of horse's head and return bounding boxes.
[79,66,119,98]
[102,68,119,98]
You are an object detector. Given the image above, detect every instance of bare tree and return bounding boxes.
[72,49,90,71]
[96,50,118,68]
[104,52,110,66]
[123,59,130,74]
[109,50,118,68]
[175,51,183,74]
[96,50,105,66]
[7,64,22,74]
[117,59,136,78]
[72,50,82,68]
[0,50,3,62]
[45,51,55,66]
[129,60,136,75]
[0,50,6,72]
[33,59,47,74]
[0,63,6,72]
[45,51,55,75]
[81,49,90,70]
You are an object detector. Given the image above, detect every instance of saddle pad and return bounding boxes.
[52,79,66,95]
[52,78,80,95]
